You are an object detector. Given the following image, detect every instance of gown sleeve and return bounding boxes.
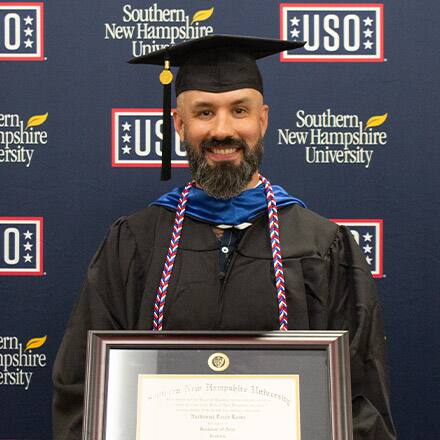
[52,218,138,440]
[327,225,396,440]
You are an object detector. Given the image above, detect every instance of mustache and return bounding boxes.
[200,137,248,152]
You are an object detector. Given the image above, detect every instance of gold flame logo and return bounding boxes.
[365,113,388,129]
[25,112,48,129]
[191,7,214,25]
[25,335,47,352]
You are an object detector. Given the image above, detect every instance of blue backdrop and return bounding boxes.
[1,1,439,438]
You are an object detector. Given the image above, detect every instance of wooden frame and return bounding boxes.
[83,331,352,440]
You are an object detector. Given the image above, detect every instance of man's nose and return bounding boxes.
[209,112,235,140]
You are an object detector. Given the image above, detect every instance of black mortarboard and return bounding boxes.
[129,35,305,180]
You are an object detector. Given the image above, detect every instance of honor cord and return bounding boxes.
[152,175,288,331]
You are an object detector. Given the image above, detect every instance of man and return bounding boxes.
[53,35,396,439]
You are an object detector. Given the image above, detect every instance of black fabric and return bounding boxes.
[175,49,263,96]
[128,34,305,66]
[129,35,305,96]
[52,204,396,440]
[217,228,243,280]
[161,80,172,180]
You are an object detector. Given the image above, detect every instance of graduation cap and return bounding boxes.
[129,35,305,180]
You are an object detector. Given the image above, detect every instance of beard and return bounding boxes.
[184,136,264,200]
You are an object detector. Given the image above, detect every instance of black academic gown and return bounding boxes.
[52,203,396,440]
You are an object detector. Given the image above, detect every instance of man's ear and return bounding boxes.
[173,109,185,141]
[260,104,269,137]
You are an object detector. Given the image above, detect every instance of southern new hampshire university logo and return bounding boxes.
[0,217,43,275]
[0,2,44,61]
[280,3,384,62]
[112,108,188,167]
[0,334,47,390]
[0,111,49,167]
[331,219,383,278]
[276,109,389,168]
[104,5,214,57]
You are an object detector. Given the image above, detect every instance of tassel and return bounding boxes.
[160,56,173,180]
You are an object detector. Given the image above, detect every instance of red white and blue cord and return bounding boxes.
[152,180,195,331]
[152,175,288,331]
[259,174,288,331]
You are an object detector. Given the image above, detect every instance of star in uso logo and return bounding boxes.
[0,335,47,390]
[280,3,384,62]
[112,108,187,167]
[331,219,383,278]
[0,217,43,276]
[0,2,44,61]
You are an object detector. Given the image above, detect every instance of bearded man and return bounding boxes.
[53,35,396,440]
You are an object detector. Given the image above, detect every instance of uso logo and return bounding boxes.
[0,2,44,61]
[0,217,43,275]
[280,3,384,62]
[331,219,383,278]
[112,108,188,167]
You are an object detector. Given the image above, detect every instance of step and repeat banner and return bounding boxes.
[1,1,439,438]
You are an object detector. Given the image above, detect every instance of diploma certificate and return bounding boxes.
[136,375,301,440]
[84,331,351,440]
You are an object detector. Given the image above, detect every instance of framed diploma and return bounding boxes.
[83,331,352,440]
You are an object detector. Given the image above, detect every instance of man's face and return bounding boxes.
[173,88,269,198]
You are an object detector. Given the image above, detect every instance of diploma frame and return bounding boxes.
[83,331,352,440]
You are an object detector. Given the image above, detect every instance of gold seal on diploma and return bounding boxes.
[208,353,230,372]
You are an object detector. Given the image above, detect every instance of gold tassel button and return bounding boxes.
[159,69,173,85]
[160,59,173,85]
